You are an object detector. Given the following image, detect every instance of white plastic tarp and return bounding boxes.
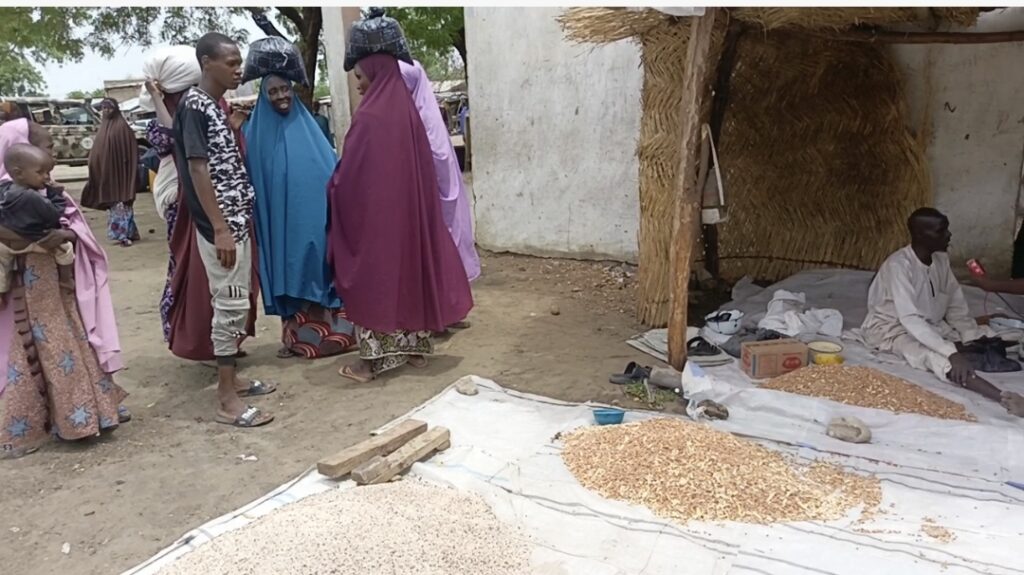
[125,377,1024,575]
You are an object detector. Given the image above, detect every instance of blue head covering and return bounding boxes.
[244,75,341,317]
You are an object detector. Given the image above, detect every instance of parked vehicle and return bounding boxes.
[0,97,151,166]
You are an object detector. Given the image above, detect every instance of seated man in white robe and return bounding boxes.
[862,208,1024,417]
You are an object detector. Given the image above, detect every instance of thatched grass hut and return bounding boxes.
[557,7,1019,367]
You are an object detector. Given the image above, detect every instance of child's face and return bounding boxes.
[14,158,52,190]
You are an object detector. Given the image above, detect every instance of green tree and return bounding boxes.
[387,7,466,70]
[0,7,467,102]
[0,8,92,95]
[66,88,106,99]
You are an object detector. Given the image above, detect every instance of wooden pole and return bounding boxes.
[342,7,364,114]
[819,27,1024,44]
[464,115,472,172]
[320,8,352,146]
[668,9,724,371]
[701,20,745,280]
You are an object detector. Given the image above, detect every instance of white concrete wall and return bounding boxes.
[465,7,643,262]
[893,8,1024,276]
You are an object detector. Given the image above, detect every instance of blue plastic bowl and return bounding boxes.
[593,408,625,425]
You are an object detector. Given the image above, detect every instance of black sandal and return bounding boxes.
[687,336,722,357]
[609,361,651,385]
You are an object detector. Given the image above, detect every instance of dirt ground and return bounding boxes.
[0,181,727,575]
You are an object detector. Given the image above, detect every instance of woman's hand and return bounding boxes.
[37,229,76,250]
[229,108,250,131]
[145,79,163,97]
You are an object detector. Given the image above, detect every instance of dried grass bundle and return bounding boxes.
[562,418,881,524]
[762,365,976,422]
[929,8,981,29]
[558,7,667,45]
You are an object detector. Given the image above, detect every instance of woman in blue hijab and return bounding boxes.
[244,74,355,358]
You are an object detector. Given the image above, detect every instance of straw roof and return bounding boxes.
[560,8,980,43]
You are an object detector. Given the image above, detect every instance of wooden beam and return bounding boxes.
[823,27,1024,44]
[668,9,724,371]
[351,427,451,486]
[316,419,428,479]
[701,19,745,280]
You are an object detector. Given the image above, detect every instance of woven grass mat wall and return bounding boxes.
[713,31,930,282]
[634,20,691,325]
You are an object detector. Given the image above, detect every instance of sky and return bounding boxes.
[39,16,266,98]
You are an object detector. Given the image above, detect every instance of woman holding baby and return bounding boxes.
[0,117,129,459]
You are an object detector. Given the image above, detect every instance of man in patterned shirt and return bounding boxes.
[173,32,274,428]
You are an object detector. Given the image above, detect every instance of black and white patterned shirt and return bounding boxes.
[173,88,254,244]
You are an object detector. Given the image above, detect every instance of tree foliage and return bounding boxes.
[0,7,467,101]
[387,7,466,68]
[66,88,106,99]
[0,8,92,95]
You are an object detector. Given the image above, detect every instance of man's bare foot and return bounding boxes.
[408,355,428,369]
[1000,391,1024,417]
[218,388,247,419]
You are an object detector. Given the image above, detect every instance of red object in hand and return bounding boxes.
[967,259,986,277]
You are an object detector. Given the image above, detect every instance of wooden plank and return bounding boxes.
[316,419,428,479]
[351,427,451,486]
[821,27,1024,45]
[668,9,724,371]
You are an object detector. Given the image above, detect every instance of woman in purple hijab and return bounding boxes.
[327,51,473,383]
[398,60,481,287]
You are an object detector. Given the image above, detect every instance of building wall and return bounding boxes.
[465,7,643,262]
[893,8,1024,276]
[466,8,1024,273]
[103,80,144,104]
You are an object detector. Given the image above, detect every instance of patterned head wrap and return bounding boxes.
[343,7,414,72]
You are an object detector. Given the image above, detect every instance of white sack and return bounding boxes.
[758,289,844,338]
[138,45,201,113]
[152,155,177,221]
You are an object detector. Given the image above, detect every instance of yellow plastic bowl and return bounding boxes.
[808,341,844,366]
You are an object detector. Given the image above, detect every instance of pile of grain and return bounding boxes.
[761,366,975,422]
[562,418,880,524]
[160,480,531,575]
[921,517,957,543]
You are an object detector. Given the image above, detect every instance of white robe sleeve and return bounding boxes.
[890,265,958,358]
[944,272,983,342]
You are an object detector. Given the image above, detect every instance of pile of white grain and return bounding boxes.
[160,480,531,575]
[761,365,975,421]
[562,418,880,524]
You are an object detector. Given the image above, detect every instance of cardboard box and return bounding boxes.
[741,339,809,380]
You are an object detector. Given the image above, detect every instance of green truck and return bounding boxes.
[0,97,150,167]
